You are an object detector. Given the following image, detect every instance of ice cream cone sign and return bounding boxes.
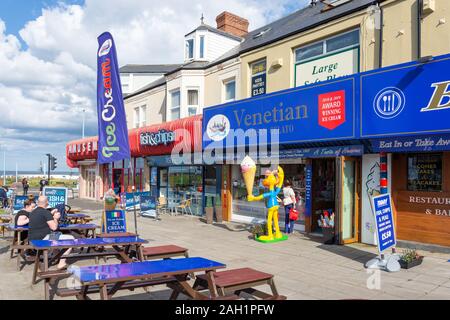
[240,156,257,196]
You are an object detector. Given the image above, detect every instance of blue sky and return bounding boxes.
[0,0,84,36]
[0,0,308,172]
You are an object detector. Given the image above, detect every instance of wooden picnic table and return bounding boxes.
[96,232,137,238]
[30,236,148,299]
[62,257,227,300]
[8,224,99,270]
[193,267,286,300]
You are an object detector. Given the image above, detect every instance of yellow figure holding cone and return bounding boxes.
[241,156,287,243]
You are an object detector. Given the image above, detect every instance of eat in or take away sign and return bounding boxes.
[371,193,396,253]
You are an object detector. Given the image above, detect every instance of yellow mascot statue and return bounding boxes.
[241,156,288,243]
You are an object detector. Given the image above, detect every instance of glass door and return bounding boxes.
[112,169,124,195]
[340,157,360,244]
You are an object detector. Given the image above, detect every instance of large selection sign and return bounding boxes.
[361,55,450,138]
[295,48,359,87]
[13,196,28,211]
[96,32,130,164]
[43,187,68,208]
[103,210,127,233]
[371,193,396,253]
[203,77,357,149]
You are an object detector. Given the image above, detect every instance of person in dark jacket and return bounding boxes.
[0,186,7,208]
[22,178,29,196]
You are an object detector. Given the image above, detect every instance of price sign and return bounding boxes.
[371,193,396,253]
[43,187,68,208]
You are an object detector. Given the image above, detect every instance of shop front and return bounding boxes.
[129,115,210,216]
[66,137,105,201]
[203,74,363,243]
[361,54,450,247]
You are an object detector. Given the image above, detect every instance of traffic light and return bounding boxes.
[50,156,57,171]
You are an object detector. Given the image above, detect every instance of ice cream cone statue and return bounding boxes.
[241,157,287,243]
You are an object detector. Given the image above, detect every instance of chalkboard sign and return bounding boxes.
[43,187,68,208]
[140,195,157,218]
[13,195,28,212]
[103,210,127,233]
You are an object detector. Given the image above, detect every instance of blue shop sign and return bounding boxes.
[371,194,396,253]
[370,134,450,153]
[203,77,357,149]
[361,55,450,138]
[43,187,68,208]
[279,145,364,159]
[103,210,127,233]
[13,196,28,211]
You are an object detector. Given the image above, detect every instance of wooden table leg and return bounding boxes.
[268,277,279,296]
[32,250,41,285]
[174,274,208,300]
[99,284,109,300]
[112,245,133,263]
[205,270,218,299]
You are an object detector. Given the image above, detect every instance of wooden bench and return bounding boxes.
[142,245,189,260]
[193,267,286,300]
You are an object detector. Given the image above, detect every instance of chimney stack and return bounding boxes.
[216,11,249,38]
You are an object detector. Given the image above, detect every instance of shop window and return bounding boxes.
[224,79,236,102]
[250,59,266,97]
[167,166,203,215]
[407,153,442,192]
[139,105,146,127]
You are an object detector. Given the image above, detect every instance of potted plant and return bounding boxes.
[205,196,214,224]
[399,249,423,269]
[214,195,223,223]
[250,222,267,240]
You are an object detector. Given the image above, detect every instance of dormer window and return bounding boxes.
[186,39,194,60]
[199,36,205,59]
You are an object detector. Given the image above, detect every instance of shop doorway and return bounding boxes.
[86,169,96,199]
[339,157,361,244]
[311,159,336,233]
[112,169,124,194]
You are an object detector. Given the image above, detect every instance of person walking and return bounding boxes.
[282,180,296,234]
[22,178,29,196]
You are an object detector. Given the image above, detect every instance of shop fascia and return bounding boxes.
[140,130,176,146]
[68,140,98,155]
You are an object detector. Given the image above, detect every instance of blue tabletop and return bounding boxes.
[59,224,99,229]
[30,236,147,248]
[7,224,28,231]
[69,257,226,283]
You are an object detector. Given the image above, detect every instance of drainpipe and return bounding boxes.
[417,0,422,60]
[378,1,384,68]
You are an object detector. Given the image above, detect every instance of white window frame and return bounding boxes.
[185,38,195,60]
[134,107,140,128]
[294,28,360,64]
[199,35,205,59]
[187,88,199,116]
[170,90,181,120]
[139,105,147,127]
[223,78,236,103]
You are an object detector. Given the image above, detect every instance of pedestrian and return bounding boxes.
[29,196,74,270]
[22,178,29,196]
[282,179,296,234]
[39,178,46,193]
[0,186,7,208]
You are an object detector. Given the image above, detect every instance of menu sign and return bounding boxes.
[407,154,442,191]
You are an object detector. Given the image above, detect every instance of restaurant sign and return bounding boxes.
[371,134,450,153]
[203,76,357,148]
[140,130,175,146]
[361,55,450,138]
[397,191,450,217]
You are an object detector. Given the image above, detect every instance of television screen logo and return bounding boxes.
[373,87,406,119]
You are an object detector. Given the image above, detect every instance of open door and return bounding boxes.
[340,157,361,244]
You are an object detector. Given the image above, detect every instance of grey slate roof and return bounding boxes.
[185,23,243,42]
[119,64,182,74]
[124,76,167,99]
[125,0,381,98]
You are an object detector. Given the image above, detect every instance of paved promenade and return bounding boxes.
[0,198,449,300]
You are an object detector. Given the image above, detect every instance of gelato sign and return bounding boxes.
[295,48,359,87]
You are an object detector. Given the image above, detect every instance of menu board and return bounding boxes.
[407,154,442,191]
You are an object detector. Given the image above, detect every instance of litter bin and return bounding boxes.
[322,227,335,244]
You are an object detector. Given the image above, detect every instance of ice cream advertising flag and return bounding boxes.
[96,32,130,164]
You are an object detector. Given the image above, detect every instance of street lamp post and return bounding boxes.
[82,108,86,139]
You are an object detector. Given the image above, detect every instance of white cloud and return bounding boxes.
[0,0,309,171]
